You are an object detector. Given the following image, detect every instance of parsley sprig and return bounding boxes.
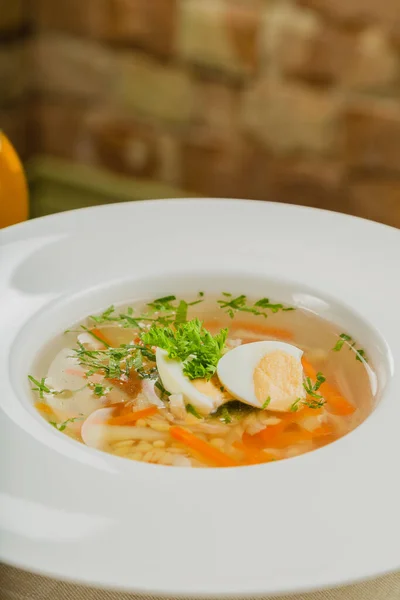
[303,372,326,398]
[28,375,86,398]
[88,294,204,330]
[217,294,294,319]
[290,372,327,412]
[49,416,83,431]
[186,403,202,419]
[332,333,368,363]
[142,318,228,380]
[72,343,155,379]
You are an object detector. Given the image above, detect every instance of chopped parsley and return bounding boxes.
[28,375,52,398]
[28,375,86,398]
[261,396,271,409]
[80,325,111,347]
[220,406,232,423]
[303,398,326,409]
[147,295,177,312]
[174,300,188,325]
[72,343,155,379]
[49,416,82,432]
[155,379,170,400]
[186,403,202,419]
[290,395,325,412]
[290,398,302,412]
[91,383,111,397]
[141,318,227,380]
[303,372,326,399]
[290,371,328,411]
[217,294,294,319]
[332,333,368,363]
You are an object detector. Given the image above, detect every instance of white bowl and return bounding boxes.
[0,199,399,597]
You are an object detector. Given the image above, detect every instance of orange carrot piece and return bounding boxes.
[312,423,334,437]
[64,368,86,378]
[35,401,53,415]
[170,426,239,467]
[202,320,293,341]
[232,321,293,341]
[233,441,276,465]
[242,419,287,450]
[107,406,157,426]
[266,428,314,449]
[301,357,355,416]
[91,328,112,347]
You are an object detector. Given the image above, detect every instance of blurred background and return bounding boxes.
[1,0,400,226]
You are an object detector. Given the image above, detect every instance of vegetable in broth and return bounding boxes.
[29,292,375,468]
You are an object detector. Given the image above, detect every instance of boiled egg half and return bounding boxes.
[156,348,227,415]
[217,341,306,412]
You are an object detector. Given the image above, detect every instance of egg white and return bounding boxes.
[156,348,217,415]
[217,341,304,411]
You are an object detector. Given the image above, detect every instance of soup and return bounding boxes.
[29,292,376,468]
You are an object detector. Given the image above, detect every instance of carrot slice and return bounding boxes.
[301,357,355,416]
[107,406,157,425]
[233,441,276,465]
[90,328,112,347]
[231,321,293,341]
[170,426,239,467]
[242,419,287,449]
[64,368,86,378]
[35,401,53,415]
[266,427,314,449]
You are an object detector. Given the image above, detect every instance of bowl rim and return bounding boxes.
[1,198,400,597]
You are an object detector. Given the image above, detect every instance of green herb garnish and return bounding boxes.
[303,372,326,399]
[220,406,232,423]
[49,416,82,432]
[186,404,202,419]
[303,398,326,409]
[92,383,111,397]
[261,396,271,409]
[73,343,155,380]
[28,375,85,398]
[142,318,227,380]
[175,300,188,325]
[332,333,368,363]
[147,296,177,312]
[80,326,111,347]
[28,375,52,398]
[155,379,170,400]
[290,398,302,412]
[217,294,293,319]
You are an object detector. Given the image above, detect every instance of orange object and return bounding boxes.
[265,427,314,449]
[35,402,53,415]
[235,323,293,342]
[233,441,276,465]
[107,405,158,425]
[91,328,112,347]
[0,133,28,228]
[301,357,355,416]
[170,426,239,467]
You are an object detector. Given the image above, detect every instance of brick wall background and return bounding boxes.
[1,0,400,226]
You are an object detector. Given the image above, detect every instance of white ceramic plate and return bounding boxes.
[1,199,399,597]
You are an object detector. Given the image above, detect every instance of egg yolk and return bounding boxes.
[253,350,305,409]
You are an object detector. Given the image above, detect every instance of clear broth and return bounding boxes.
[30,294,376,468]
